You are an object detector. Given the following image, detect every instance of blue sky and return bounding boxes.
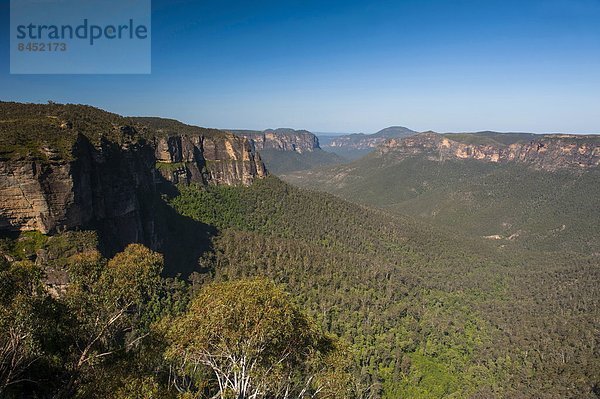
[1,0,599,133]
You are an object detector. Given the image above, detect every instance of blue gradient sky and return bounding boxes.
[1,0,599,133]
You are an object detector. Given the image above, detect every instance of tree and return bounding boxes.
[0,260,45,394]
[60,244,164,396]
[164,278,351,399]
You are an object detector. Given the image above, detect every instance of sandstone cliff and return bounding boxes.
[0,133,160,254]
[378,132,600,171]
[0,103,266,248]
[139,118,267,186]
[230,128,320,154]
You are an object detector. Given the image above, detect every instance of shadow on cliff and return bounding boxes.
[95,176,217,280]
[68,134,217,280]
[153,193,217,279]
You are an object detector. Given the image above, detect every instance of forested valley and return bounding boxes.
[0,104,598,398]
[4,174,595,398]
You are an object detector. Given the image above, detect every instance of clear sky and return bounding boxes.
[1,0,599,133]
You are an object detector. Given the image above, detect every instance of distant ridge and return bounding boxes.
[321,125,418,160]
[283,130,600,254]
[229,127,346,174]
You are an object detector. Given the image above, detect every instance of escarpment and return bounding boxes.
[228,128,347,174]
[148,123,267,186]
[0,103,267,251]
[378,132,600,171]
[230,128,320,153]
[0,133,161,255]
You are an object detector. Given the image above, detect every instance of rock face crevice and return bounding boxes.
[379,132,600,171]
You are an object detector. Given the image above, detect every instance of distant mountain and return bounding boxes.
[322,126,418,160]
[371,125,418,138]
[229,128,346,174]
[284,131,600,253]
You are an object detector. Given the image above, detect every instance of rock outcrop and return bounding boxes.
[378,132,600,171]
[230,128,320,154]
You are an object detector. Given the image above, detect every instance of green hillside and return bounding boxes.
[167,177,600,398]
[1,174,598,398]
[284,155,600,254]
[319,146,374,161]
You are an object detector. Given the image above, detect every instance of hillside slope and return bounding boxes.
[169,177,600,398]
[284,132,600,253]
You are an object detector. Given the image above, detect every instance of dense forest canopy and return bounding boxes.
[169,177,600,398]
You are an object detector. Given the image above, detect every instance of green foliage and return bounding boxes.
[0,231,48,261]
[11,231,47,260]
[0,242,189,397]
[111,376,164,399]
[164,278,352,398]
[0,234,346,398]
[170,176,600,398]
[0,260,58,396]
[52,245,167,396]
[171,184,250,230]
[168,178,504,397]
[1,171,597,398]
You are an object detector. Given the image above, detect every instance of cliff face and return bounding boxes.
[0,154,75,234]
[0,104,267,248]
[232,128,320,154]
[0,133,160,253]
[328,126,417,150]
[378,132,600,171]
[153,133,266,186]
